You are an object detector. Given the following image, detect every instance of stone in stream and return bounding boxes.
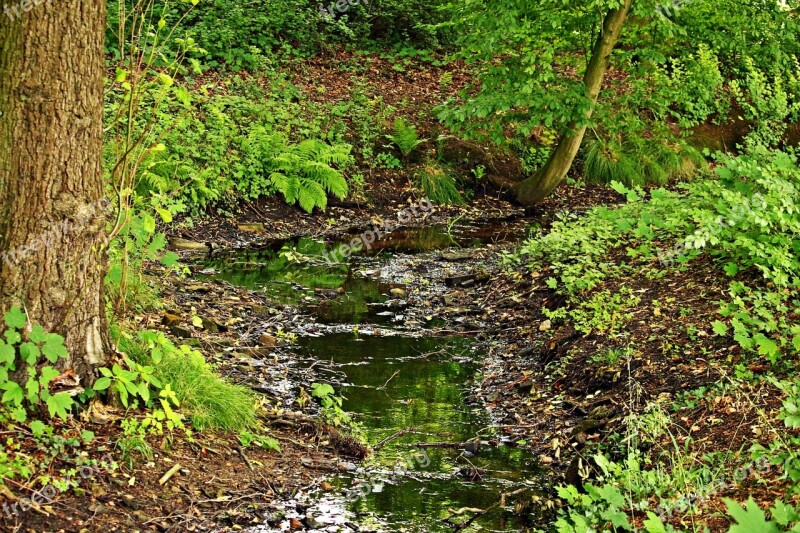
[168,237,212,252]
[389,288,407,299]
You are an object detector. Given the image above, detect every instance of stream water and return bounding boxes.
[201,220,544,532]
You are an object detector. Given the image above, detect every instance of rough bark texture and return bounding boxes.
[515,0,633,205]
[0,0,110,382]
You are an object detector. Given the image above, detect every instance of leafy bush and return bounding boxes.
[0,307,75,422]
[731,58,800,151]
[239,132,353,212]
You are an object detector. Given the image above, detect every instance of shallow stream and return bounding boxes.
[202,220,544,531]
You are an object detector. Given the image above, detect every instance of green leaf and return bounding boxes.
[724,497,779,533]
[45,392,74,420]
[42,337,68,363]
[1,381,24,407]
[4,329,21,345]
[93,377,111,391]
[0,340,15,365]
[38,366,60,388]
[29,420,47,438]
[4,307,26,329]
[80,429,95,443]
[643,512,668,533]
[19,342,40,365]
[28,325,46,344]
[142,213,156,234]
[712,320,729,336]
[156,208,173,224]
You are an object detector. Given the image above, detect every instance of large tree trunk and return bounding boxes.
[0,0,110,383]
[515,0,633,205]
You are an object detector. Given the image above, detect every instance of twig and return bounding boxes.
[158,463,182,485]
[373,427,415,452]
[237,447,256,472]
[377,370,400,390]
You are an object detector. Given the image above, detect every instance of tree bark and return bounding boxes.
[0,0,110,383]
[515,0,633,205]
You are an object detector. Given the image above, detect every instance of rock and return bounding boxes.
[441,251,472,261]
[389,288,407,299]
[121,494,142,509]
[259,334,278,348]
[201,317,228,333]
[169,326,193,339]
[168,237,210,252]
[238,223,265,233]
[161,313,182,327]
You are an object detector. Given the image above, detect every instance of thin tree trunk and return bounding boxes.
[0,0,110,382]
[515,0,632,205]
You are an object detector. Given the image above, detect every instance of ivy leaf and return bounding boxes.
[28,325,46,344]
[80,429,95,443]
[38,366,61,389]
[0,340,15,365]
[4,307,26,329]
[1,381,25,407]
[4,329,21,345]
[29,420,47,438]
[724,262,739,276]
[19,342,40,365]
[45,392,74,420]
[161,251,180,267]
[712,321,729,336]
[42,335,68,363]
[754,334,780,361]
[724,498,779,533]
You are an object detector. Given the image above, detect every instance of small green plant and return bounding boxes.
[386,118,426,158]
[0,307,75,422]
[544,289,640,338]
[239,430,281,452]
[311,382,352,427]
[375,152,402,169]
[120,330,256,432]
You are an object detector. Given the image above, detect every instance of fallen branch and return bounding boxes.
[158,463,183,486]
[373,427,416,452]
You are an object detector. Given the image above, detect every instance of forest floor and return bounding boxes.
[4,51,795,532]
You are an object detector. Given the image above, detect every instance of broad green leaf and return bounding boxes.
[4,307,26,329]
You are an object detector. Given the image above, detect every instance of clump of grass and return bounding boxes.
[121,333,256,432]
[153,348,256,432]
[584,135,707,186]
[417,163,465,205]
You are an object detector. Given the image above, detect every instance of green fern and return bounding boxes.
[269,140,353,213]
[386,118,427,158]
[237,127,353,213]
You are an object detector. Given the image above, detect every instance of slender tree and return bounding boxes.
[0,1,110,382]
[440,0,638,205]
[515,0,632,204]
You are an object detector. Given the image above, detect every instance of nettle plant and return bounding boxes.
[0,307,74,422]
